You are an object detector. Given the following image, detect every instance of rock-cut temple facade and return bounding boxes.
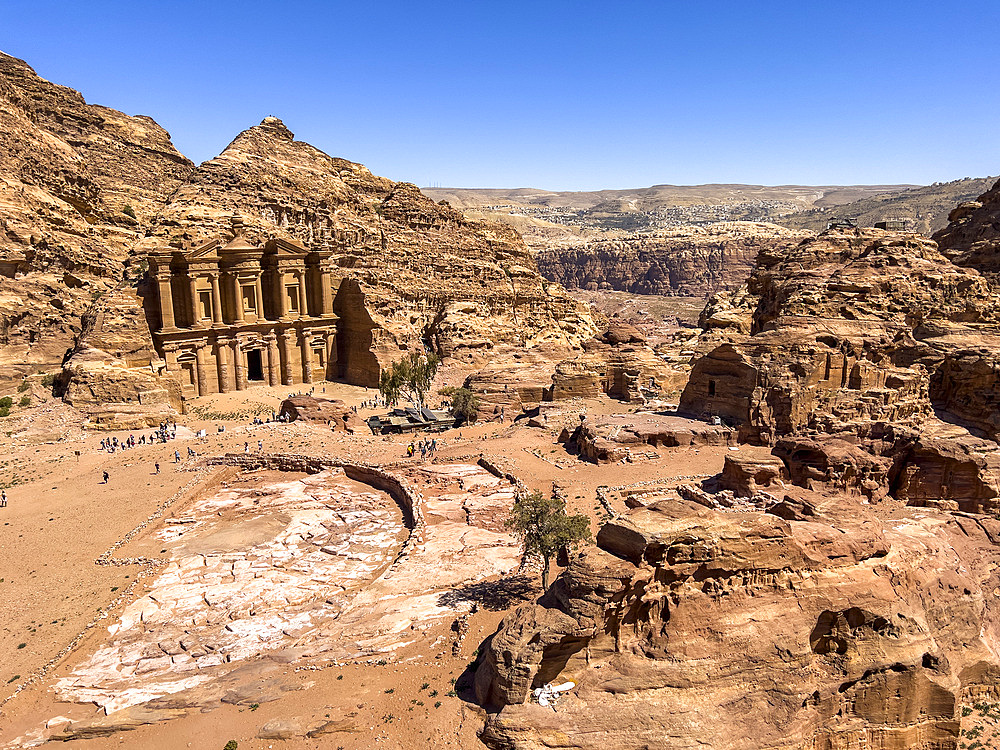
[148,219,377,397]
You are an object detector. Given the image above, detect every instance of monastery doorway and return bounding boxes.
[247,350,264,382]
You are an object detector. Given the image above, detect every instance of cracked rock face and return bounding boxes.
[475,490,1000,750]
[536,223,810,297]
[0,50,597,411]
[46,461,521,737]
[0,51,193,381]
[57,468,408,714]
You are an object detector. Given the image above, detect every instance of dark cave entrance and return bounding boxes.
[247,349,264,381]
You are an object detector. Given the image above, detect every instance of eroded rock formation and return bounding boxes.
[0,51,193,380]
[0,50,596,420]
[477,216,1000,749]
[476,489,998,749]
[535,223,810,296]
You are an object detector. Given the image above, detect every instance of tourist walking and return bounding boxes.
[102,471,109,484]
[0,490,6,507]
[154,462,160,475]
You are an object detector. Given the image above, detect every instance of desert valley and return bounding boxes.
[2,17,1000,750]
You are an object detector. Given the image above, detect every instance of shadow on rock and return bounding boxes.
[437,575,538,611]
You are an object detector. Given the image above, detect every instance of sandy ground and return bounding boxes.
[0,376,735,749]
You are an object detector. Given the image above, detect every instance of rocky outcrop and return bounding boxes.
[476,488,1000,749]
[463,327,688,420]
[278,395,364,432]
[535,223,810,296]
[564,414,735,463]
[112,117,596,372]
[933,177,1000,276]
[0,51,596,408]
[0,51,193,381]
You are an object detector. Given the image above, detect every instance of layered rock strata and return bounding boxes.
[535,223,810,296]
[0,51,193,380]
[0,51,596,416]
[476,488,1000,750]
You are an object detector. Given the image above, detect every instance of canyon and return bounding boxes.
[2,44,1000,750]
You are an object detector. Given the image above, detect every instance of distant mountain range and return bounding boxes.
[424,178,996,246]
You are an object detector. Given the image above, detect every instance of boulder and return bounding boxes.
[277,396,364,433]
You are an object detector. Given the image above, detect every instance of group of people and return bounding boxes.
[360,397,387,410]
[99,422,176,453]
[406,438,438,458]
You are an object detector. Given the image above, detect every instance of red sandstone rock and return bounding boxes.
[277,396,364,433]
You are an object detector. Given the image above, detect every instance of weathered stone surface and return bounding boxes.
[536,223,809,296]
[566,413,735,464]
[278,395,364,433]
[934,177,1000,276]
[476,491,995,750]
[718,452,785,496]
[0,52,597,414]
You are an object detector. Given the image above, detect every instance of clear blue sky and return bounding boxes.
[4,0,999,190]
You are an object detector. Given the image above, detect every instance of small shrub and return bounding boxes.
[0,408,11,419]
[16,381,29,393]
[0,397,11,409]
[248,702,259,711]
[7,675,19,684]
[223,741,238,750]
[450,387,479,425]
[40,373,55,388]
[17,643,26,649]
[122,205,136,219]
[434,701,442,708]
[419,682,429,690]
[18,396,30,408]
[384,688,394,694]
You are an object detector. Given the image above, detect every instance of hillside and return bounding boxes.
[775,176,996,235]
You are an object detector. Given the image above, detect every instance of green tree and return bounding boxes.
[505,491,591,589]
[449,387,479,425]
[378,352,440,408]
[18,396,30,408]
[0,397,12,409]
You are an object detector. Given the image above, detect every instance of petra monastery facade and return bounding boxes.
[148,219,376,397]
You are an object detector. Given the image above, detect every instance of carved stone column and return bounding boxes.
[232,338,248,391]
[209,273,224,326]
[295,269,308,317]
[266,333,280,386]
[320,268,334,316]
[189,274,206,328]
[194,344,209,396]
[278,270,290,319]
[300,330,313,384]
[324,331,337,379]
[231,273,245,324]
[215,337,231,393]
[253,274,265,320]
[279,331,294,385]
[157,274,177,330]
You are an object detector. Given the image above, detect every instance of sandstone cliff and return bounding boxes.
[933,176,1000,276]
[477,218,1000,749]
[476,487,1000,749]
[0,51,193,379]
[0,51,596,414]
[535,223,810,297]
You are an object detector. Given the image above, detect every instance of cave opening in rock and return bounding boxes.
[247,349,264,381]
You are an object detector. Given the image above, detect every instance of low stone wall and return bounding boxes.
[206,453,424,530]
